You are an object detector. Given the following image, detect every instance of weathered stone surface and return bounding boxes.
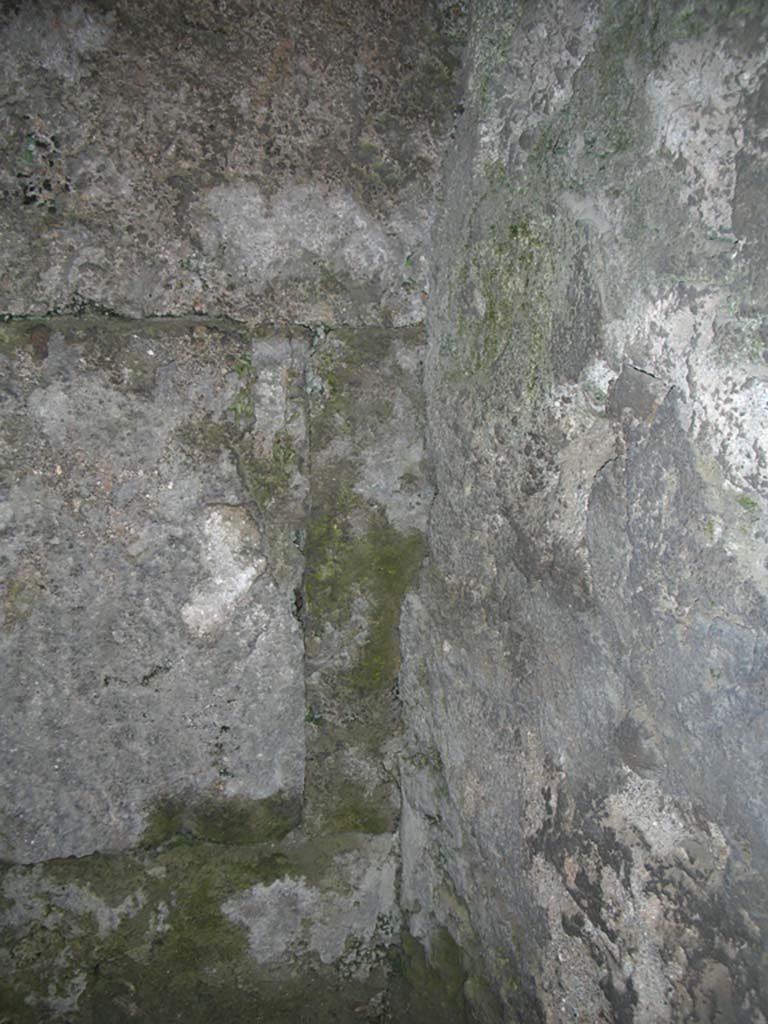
[224,832,399,975]
[0,833,398,1023]
[0,317,433,1019]
[0,317,308,862]
[304,326,432,839]
[0,318,429,1020]
[401,0,768,1020]
[8,0,768,1020]
[0,0,460,325]
[0,1,457,1019]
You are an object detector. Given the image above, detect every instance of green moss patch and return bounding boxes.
[391,927,468,1024]
[303,328,428,838]
[141,791,301,847]
[310,327,423,452]
[737,493,760,514]
[324,780,393,836]
[232,432,298,509]
[2,831,397,1023]
[175,412,232,456]
[176,410,300,512]
[2,842,298,1023]
[306,485,424,693]
[450,217,555,400]
[2,575,41,626]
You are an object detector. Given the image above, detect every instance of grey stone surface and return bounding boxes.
[0,0,460,1016]
[6,0,768,1020]
[400,0,768,1020]
[0,832,399,1023]
[0,318,308,862]
[0,318,429,1021]
[0,316,428,1021]
[223,832,399,975]
[304,326,431,840]
[0,0,459,325]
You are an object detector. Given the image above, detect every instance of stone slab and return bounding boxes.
[0,317,308,861]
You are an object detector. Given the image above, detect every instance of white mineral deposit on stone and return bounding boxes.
[224,836,398,971]
[181,508,266,636]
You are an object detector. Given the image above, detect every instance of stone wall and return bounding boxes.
[1,316,432,1022]
[400,0,768,1020]
[0,1,459,1020]
[4,0,768,1021]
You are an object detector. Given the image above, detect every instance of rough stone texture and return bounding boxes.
[0,317,308,863]
[0,833,399,1023]
[8,0,768,1020]
[223,832,399,973]
[304,326,432,840]
[0,0,460,325]
[0,316,427,1020]
[0,0,460,1017]
[2,319,309,864]
[401,0,768,1020]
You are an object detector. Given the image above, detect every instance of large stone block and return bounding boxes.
[0,0,460,325]
[0,317,308,861]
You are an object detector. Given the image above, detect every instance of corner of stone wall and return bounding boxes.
[400,0,768,1019]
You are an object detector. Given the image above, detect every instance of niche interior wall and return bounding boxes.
[3,1,768,1023]
[0,2,461,1021]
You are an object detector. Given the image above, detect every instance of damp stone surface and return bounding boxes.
[4,0,768,1022]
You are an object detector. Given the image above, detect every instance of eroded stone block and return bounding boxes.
[0,318,308,861]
